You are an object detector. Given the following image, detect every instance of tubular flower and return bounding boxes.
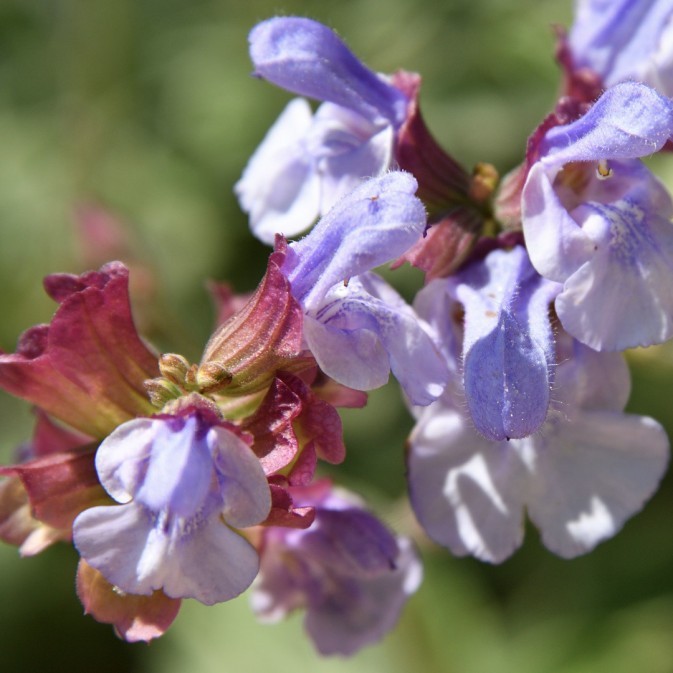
[522,82,673,350]
[407,329,669,562]
[281,172,449,405]
[73,409,271,604]
[252,481,422,656]
[236,17,410,243]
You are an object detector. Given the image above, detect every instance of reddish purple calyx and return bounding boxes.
[77,560,182,643]
[198,242,307,395]
[0,262,159,438]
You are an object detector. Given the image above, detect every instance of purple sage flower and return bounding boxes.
[73,410,271,604]
[236,17,409,243]
[407,334,669,563]
[568,0,673,96]
[281,172,449,405]
[251,482,422,656]
[522,81,673,350]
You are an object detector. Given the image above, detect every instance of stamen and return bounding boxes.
[596,159,613,180]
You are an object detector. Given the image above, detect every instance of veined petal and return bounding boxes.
[136,416,214,518]
[303,273,448,405]
[556,201,673,350]
[76,412,270,604]
[522,84,673,350]
[538,82,673,164]
[249,17,407,125]
[74,502,261,604]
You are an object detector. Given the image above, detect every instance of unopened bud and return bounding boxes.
[196,362,233,393]
[144,377,182,408]
[158,353,191,385]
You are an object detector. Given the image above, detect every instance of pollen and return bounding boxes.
[596,159,613,180]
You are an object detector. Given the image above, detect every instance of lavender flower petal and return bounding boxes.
[285,171,426,308]
[249,17,407,125]
[303,273,448,405]
[451,247,560,440]
[522,82,673,349]
[74,413,270,603]
[235,98,321,244]
[569,0,673,95]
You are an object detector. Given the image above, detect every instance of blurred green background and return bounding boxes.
[2,1,673,672]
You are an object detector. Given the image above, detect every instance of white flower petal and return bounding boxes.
[236,98,321,243]
[408,400,527,563]
[527,410,669,558]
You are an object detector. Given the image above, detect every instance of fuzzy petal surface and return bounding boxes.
[285,171,426,308]
[249,17,407,125]
[451,247,560,440]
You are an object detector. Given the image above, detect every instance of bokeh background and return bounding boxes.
[2,1,673,672]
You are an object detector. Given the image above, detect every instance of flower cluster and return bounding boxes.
[1,0,673,657]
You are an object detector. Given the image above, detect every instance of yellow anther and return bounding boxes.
[596,159,613,180]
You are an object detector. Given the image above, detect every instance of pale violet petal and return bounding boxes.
[413,278,463,374]
[235,98,321,244]
[158,515,261,605]
[318,123,394,213]
[135,415,213,518]
[527,409,669,558]
[304,274,448,405]
[539,82,673,165]
[554,339,631,412]
[522,162,596,282]
[303,313,391,392]
[74,501,261,604]
[569,0,673,94]
[73,503,156,595]
[95,418,158,504]
[285,172,425,308]
[407,398,527,563]
[208,426,272,528]
[249,17,407,125]
[452,247,559,440]
[304,537,422,656]
[556,201,673,350]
